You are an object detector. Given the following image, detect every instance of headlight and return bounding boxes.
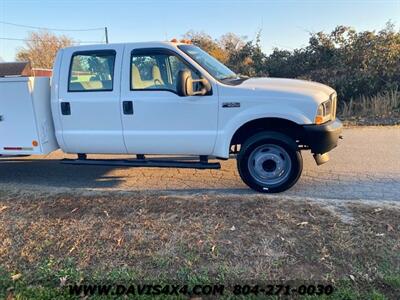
[315,94,336,124]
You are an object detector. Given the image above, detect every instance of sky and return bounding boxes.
[0,0,399,61]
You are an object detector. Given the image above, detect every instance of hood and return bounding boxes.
[237,77,335,103]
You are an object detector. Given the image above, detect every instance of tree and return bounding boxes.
[265,23,400,100]
[184,23,399,103]
[183,30,229,63]
[182,30,268,76]
[16,31,74,69]
[219,32,246,53]
[225,31,268,77]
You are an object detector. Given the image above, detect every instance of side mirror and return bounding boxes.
[177,70,211,97]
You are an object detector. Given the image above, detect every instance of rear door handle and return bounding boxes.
[61,102,71,115]
[123,101,134,115]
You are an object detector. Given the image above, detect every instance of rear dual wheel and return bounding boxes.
[237,131,303,193]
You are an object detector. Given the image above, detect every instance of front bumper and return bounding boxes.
[302,118,343,154]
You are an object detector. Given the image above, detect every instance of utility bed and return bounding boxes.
[0,77,58,155]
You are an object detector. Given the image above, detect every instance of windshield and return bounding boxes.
[178,44,237,81]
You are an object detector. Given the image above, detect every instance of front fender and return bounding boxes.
[212,104,312,158]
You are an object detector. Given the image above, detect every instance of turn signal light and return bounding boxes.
[32,140,39,147]
[315,116,324,125]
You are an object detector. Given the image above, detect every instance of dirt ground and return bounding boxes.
[0,190,400,299]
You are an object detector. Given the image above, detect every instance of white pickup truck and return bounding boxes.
[0,41,342,193]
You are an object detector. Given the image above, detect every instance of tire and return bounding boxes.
[237,131,303,193]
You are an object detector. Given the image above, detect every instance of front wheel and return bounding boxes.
[237,131,303,193]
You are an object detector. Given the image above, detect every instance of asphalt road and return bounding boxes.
[1,127,399,202]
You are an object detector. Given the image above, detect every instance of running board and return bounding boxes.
[61,158,221,169]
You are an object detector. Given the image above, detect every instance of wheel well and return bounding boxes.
[230,118,306,152]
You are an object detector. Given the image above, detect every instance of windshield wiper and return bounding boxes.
[220,73,250,81]
[219,75,239,81]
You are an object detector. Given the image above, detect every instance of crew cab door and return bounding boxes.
[120,46,218,155]
[57,45,126,153]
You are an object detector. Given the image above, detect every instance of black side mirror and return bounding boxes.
[177,70,211,97]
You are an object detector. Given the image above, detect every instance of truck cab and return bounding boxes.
[2,41,342,193]
[52,42,220,156]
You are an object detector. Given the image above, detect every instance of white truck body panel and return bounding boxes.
[49,42,336,158]
[0,42,342,193]
[1,42,336,159]
[56,44,127,154]
[119,43,218,155]
[212,77,335,157]
[0,77,58,155]
[52,42,221,155]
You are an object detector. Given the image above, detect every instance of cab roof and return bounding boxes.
[62,41,192,52]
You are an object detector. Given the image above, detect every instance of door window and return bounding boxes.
[69,50,116,92]
[130,50,199,93]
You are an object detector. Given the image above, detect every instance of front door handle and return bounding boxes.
[123,101,134,115]
[61,102,71,115]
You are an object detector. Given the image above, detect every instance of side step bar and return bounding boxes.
[61,156,221,170]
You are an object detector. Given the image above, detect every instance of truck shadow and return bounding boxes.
[0,158,249,192]
[1,158,399,202]
[0,159,125,189]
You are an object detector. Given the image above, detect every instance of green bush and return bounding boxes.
[265,23,400,101]
[185,23,400,105]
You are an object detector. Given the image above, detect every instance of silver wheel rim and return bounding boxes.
[247,144,292,186]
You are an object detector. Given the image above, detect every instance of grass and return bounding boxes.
[0,192,399,299]
[339,89,400,125]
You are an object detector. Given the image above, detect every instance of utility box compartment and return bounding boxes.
[0,77,58,155]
